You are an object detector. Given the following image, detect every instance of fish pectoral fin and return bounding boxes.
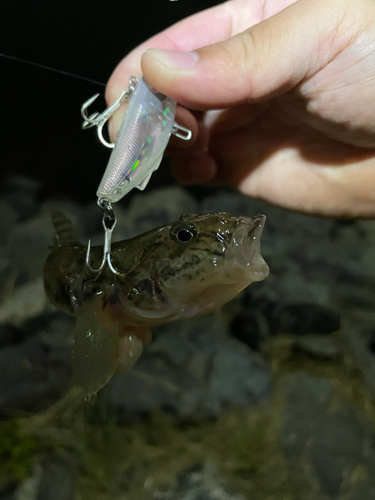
[72,298,120,399]
[136,172,153,191]
[115,326,152,374]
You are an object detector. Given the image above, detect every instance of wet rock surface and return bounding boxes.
[292,335,343,360]
[36,455,76,500]
[154,461,246,500]
[1,179,375,499]
[107,316,271,419]
[273,303,341,335]
[280,373,334,465]
[278,371,375,499]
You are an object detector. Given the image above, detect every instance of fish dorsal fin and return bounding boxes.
[51,209,79,247]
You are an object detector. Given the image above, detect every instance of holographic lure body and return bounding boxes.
[98,78,176,202]
[81,76,191,203]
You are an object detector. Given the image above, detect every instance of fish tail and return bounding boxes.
[51,209,79,247]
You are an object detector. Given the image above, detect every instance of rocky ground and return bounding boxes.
[0,176,375,499]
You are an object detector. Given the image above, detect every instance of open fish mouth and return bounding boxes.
[227,214,269,282]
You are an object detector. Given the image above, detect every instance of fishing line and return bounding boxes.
[0,52,107,88]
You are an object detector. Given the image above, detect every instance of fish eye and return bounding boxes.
[170,222,198,245]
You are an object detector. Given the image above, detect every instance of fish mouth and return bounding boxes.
[227,214,269,282]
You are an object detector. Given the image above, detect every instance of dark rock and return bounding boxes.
[16,312,74,343]
[154,461,246,500]
[107,352,210,419]
[329,219,366,240]
[343,466,375,500]
[7,213,54,283]
[0,324,17,348]
[0,260,19,304]
[274,303,340,335]
[241,292,277,319]
[292,336,342,360]
[280,373,333,464]
[37,455,76,500]
[0,201,19,247]
[0,332,71,413]
[342,314,375,397]
[367,330,375,354]
[107,315,271,420]
[0,278,50,327]
[1,176,42,221]
[210,337,271,408]
[340,287,375,311]
[230,311,270,351]
[281,372,375,497]
[308,405,375,497]
[0,482,18,500]
[13,465,43,500]
[0,311,73,348]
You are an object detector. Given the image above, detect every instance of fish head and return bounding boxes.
[111,212,269,322]
[156,212,269,317]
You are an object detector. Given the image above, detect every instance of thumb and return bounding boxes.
[141,0,362,109]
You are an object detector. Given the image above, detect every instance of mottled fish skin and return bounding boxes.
[107,212,269,324]
[44,211,269,398]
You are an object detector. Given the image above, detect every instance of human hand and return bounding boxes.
[107,0,375,218]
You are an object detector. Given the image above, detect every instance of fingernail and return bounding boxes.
[146,49,198,70]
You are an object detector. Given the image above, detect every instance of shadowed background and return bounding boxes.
[0,0,220,200]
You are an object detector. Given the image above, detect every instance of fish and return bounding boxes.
[44,210,269,398]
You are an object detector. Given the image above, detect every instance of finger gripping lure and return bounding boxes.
[81,76,192,203]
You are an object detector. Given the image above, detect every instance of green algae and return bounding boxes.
[0,420,38,486]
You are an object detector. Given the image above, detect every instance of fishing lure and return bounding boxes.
[81,76,192,274]
[81,76,192,203]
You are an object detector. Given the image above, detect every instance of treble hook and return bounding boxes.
[86,199,119,274]
[81,76,139,149]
